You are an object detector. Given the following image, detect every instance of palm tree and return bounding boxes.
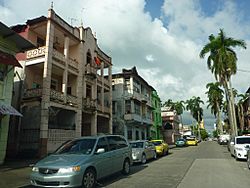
[205,82,224,134]
[186,96,204,139]
[200,29,247,136]
[237,93,249,131]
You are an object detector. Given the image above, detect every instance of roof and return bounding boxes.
[0,22,35,52]
[112,66,155,91]
[0,50,22,67]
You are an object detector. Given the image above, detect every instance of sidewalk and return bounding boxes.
[0,159,37,188]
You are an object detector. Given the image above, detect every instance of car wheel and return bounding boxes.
[141,154,147,164]
[153,151,157,159]
[82,168,96,188]
[121,159,130,175]
[165,149,169,155]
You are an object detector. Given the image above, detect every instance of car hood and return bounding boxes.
[35,154,89,167]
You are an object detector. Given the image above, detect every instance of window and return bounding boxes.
[127,130,132,140]
[95,137,109,152]
[136,130,140,140]
[0,64,6,81]
[125,100,131,114]
[67,86,72,95]
[32,82,41,89]
[87,51,92,64]
[134,101,141,115]
[86,84,92,98]
[51,79,58,90]
[37,37,45,47]
[112,101,116,114]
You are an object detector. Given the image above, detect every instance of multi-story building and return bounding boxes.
[9,7,112,158]
[161,107,180,144]
[151,90,162,139]
[112,67,154,141]
[0,22,34,164]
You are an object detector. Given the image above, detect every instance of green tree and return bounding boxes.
[186,96,204,140]
[205,82,224,134]
[236,93,249,131]
[200,29,246,136]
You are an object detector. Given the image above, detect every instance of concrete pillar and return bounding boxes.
[108,65,112,134]
[40,9,54,157]
[62,36,69,103]
[91,112,97,135]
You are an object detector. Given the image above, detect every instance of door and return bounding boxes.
[94,137,112,178]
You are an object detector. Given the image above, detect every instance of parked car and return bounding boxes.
[175,138,187,147]
[130,140,157,164]
[218,134,230,145]
[186,137,198,146]
[246,145,250,169]
[30,135,132,188]
[229,135,250,160]
[150,139,169,156]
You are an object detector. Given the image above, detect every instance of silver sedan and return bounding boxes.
[130,140,157,164]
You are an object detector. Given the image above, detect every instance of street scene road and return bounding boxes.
[1,141,250,188]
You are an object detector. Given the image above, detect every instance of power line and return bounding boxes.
[238,69,250,73]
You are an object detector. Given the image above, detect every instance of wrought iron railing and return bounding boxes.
[23,88,42,98]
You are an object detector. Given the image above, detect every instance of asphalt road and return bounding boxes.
[1,141,250,188]
[98,141,250,188]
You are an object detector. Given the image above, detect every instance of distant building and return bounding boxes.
[0,22,34,164]
[151,91,162,139]
[161,106,180,144]
[112,67,154,141]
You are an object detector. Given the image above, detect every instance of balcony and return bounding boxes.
[23,88,42,99]
[26,46,46,59]
[83,98,96,111]
[85,64,96,79]
[66,94,78,106]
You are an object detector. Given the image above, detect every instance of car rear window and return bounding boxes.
[236,137,250,144]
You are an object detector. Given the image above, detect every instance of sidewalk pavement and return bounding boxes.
[0,159,37,188]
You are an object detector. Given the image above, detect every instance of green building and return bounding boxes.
[0,22,34,164]
[151,90,162,139]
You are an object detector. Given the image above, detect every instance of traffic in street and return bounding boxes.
[1,140,250,188]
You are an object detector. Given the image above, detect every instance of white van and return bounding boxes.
[229,135,250,160]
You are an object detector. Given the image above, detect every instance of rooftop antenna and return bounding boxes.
[69,17,78,26]
[51,1,53,9]
[80,8,85,26]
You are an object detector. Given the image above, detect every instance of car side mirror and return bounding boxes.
[95,148,105,154]
[230,141,234,145]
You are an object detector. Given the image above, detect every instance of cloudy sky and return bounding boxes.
[1,0,250,132]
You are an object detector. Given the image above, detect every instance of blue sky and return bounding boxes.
[1,0,250,131]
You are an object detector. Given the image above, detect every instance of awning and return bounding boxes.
[0,103,23,116]
[0,50,22,68]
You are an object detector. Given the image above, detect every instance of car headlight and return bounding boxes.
[235,147,243,151]
[58,166,81,173]
[32,167,39,172]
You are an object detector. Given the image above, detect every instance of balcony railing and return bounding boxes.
[83,98,96,110]
[50,89,65,102]
[69,58,78,69]
[66,94,78,106]
[23,88,42,98]
[26,46,46,59]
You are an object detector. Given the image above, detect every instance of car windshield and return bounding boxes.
[130,142,144,148]
[236,137,250,144]
[177,139,185,141]
[151,141,162,146]
[54,138,97,154]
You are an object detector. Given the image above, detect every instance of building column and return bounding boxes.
[62,36,69,103]
[75,39,84,137]
[91,112,97,135]
[40,9,54,157]
[108,65,112,134]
